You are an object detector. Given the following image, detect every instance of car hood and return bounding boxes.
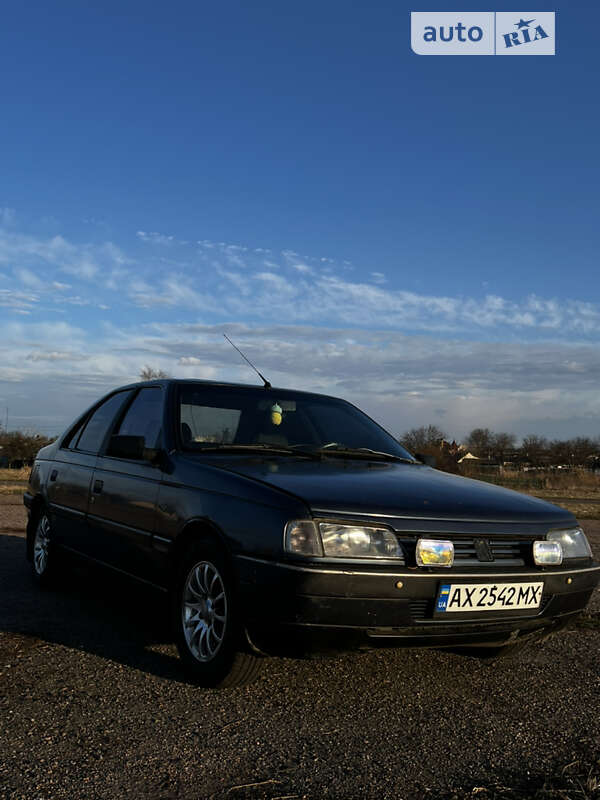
[218,458,572,524]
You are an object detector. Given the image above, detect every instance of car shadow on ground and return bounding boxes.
[0,531,195,683]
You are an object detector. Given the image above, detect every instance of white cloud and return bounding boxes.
[137,231,176,245]
[26,351,86,362]
[2,216,600,439]
[291,262,313,275]
[2,317,600,438]
[0,288,39,312]
[178,356,203,365]
[0,229,131,283]
[126,261,600,336]
[16,267,44,289]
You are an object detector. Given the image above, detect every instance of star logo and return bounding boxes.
[515,18,535,29]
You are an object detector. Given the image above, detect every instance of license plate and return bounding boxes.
[436,581,544,614]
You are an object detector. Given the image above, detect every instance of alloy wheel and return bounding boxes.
[181,561,228,662]
[33,515,51,576]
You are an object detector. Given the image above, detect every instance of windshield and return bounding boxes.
[178,385,414,460]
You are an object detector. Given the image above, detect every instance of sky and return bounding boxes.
[1,1,599,442]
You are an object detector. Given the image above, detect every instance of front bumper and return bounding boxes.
[236,555,600,652]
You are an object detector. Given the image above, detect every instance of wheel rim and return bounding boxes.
[33,515,50,575]
[181,561,228,663]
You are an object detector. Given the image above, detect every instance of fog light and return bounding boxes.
[533,540,563,566]
[416,538,454,568]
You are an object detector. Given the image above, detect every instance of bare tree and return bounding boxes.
[521,435,548,466]
[570,437,597,463]
[139,365,170,380]
[547,438,571,465]
[491,432,516,462]
[465,428,494,458]
[400,424,447,453]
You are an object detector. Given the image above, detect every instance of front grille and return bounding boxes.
[451,537,529,566]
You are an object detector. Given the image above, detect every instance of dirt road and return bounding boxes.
[1,497,599,799]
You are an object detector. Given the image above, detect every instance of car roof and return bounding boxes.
[113,378,345,403]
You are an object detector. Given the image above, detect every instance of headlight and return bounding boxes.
[319,523,403,559]
[547,527,593,560]
[284,520,403,559]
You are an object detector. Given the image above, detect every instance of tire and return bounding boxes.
[30,510,62,588]
[171,540,263,688]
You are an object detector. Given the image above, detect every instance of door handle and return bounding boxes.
[93,479,104,494]
[50,469,58,482]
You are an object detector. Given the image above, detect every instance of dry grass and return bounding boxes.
[0,467,30,482]
[553,502,600,519]
[464,469,600,518]
[465,468,600,497]
[0,467,30,495]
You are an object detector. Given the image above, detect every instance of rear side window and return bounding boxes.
[62,416,87,450]
[114,387,163,449]
[75,392,132,454]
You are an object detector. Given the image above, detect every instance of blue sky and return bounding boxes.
[1,1,599,441]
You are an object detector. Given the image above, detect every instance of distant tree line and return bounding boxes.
[399,425,600,470]
[0,430,55,468]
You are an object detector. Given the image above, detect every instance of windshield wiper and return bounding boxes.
[191,443,416,463]
[291,444,416,463]
[190,444,321,459]
[322,447,416,463]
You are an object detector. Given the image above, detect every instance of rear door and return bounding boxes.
[46,391,133,554]
[87,387,164,580]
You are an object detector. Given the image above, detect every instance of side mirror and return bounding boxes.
[415,452,437,467]
[108,435,146,460]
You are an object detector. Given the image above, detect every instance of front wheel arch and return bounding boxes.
[168,519,230,584]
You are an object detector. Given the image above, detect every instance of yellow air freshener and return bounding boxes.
[271,403,282,426]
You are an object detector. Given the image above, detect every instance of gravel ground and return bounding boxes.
[1,497,599,800]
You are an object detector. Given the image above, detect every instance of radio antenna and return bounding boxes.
[223,334,271,389]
